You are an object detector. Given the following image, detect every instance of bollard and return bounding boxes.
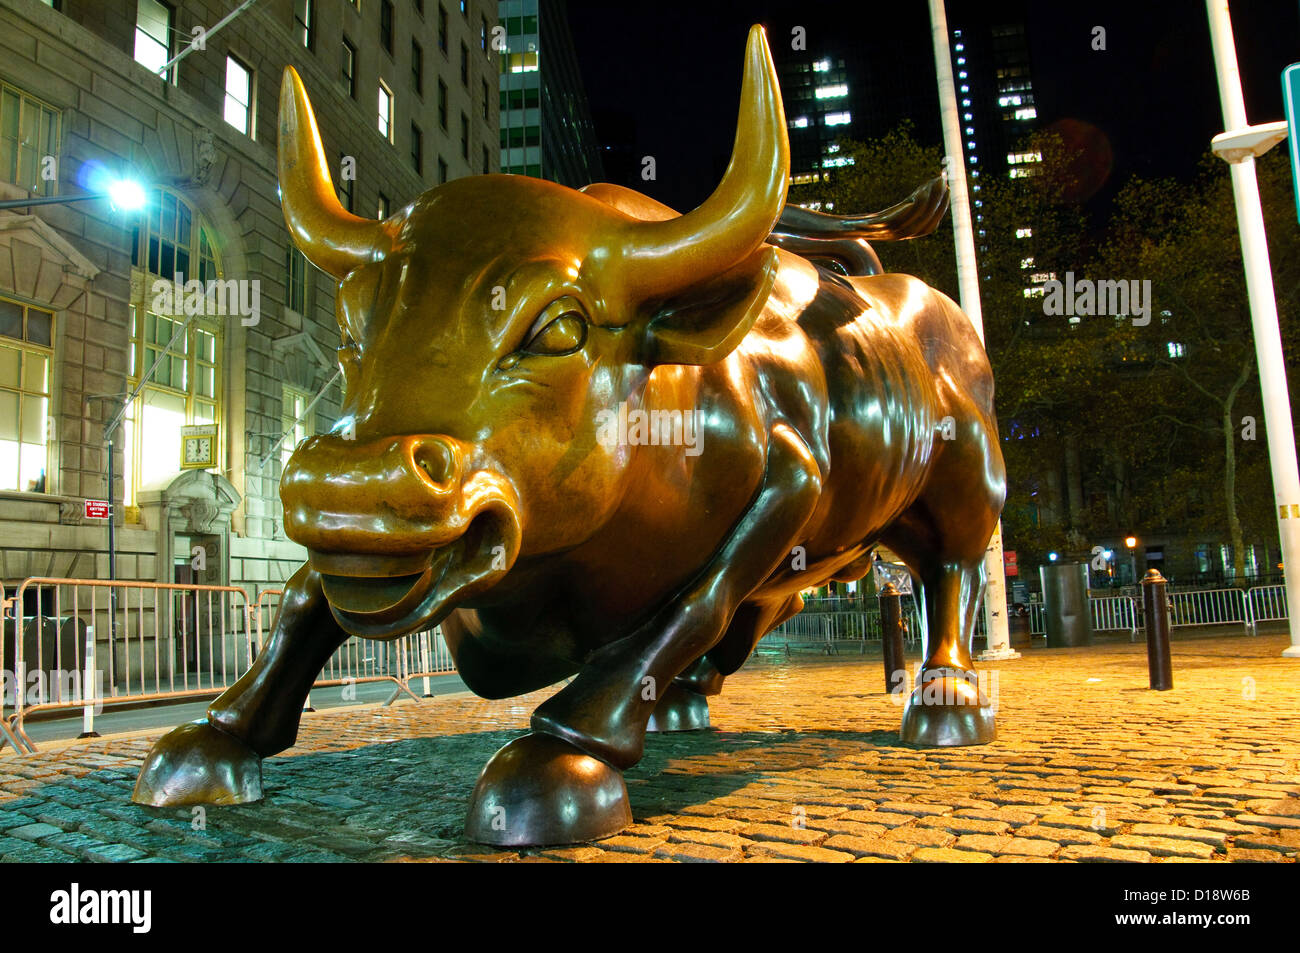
[878,581,906,694]
[1141,568,1173,690]
[78,626,100,739]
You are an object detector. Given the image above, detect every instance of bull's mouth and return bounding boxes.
[312,511,519,640]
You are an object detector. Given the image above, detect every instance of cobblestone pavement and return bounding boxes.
[1,633,1297,863]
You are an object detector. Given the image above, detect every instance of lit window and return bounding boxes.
[1015,107,1038,120]
[0,295,53,493]
[1016,227,1033,239]
[0,81,61,197]
[789,116,809,128]
[1020,257,1035,269]
[123,192,224,506]
[378,81,393,141]
[134,0,173,81]
[377,192,390,219]
[1009,167,1029,178]
[823,156,855,168]
[508,52,539,72]
[963,112,972,120]
[813,59,830,72]
[824,111,851,126]
[954,42,964,51]
[1167,342,1186,358]
[962,99,971,107]
[825,143,840,154]
[224,56,253,136]
[1023,287,1044,298]
[280,384,314,480]
[957,58,966,66]
[814,84,848,99]
[295,0,314,50]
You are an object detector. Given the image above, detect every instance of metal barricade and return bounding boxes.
[3,577,255,753]
[399,626,459,696]
[1090,595,1139,639]
[1245,584,1287,635]
[1167,587,1249,629]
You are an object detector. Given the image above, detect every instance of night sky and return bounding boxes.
[564,0,1300,216]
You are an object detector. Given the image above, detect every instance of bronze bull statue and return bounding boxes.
[134,25,1006,846]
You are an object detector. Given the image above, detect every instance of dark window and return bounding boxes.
[460,112,469,159]
[411,39,423,95]
[437,156,448,184]
[438,79,447,129]
[294,0,314,51]
[438,4,448,53]
[411,123,422,175]
[460,42,469,85]
[416,0,425,14]
[380,1,394,54]
[481,78,489,121]
[337,154,354,211]
[481,145,489,175]
[341,38,356,98]
[481,15,488,52]
[378,192,390,218]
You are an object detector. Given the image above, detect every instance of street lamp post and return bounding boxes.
[1205,0,1300,658]
[928,0,1018,661]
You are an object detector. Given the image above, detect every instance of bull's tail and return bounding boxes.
[768,174,949,277]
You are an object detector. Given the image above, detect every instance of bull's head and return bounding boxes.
[277,26,789,639]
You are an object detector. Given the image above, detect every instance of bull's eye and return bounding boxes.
[520,297,588,357]
[525,313,585,354]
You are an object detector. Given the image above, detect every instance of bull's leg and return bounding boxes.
[898,558,996,745]
[133,564,349,805]
[645,596,791,732]
[464,426,822,845]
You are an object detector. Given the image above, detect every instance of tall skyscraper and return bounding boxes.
[498,0,603,187]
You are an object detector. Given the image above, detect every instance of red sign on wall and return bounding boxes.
[84,500,110,520]
[1004,550,1019,576]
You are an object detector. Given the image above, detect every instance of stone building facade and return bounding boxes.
[0,0,499,604]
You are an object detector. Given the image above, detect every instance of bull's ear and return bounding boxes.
[641,245,778,366]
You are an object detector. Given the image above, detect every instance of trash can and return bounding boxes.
[1040,563,1093,647]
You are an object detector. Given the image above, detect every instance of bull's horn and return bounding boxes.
[278,67,387,279]
[614,25,789,297]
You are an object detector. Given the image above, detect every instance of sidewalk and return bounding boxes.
[0,634,1297,863]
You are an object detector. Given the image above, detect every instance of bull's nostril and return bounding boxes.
[411,439,456,487]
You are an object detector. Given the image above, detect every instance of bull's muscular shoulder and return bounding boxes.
[722,249,834,474]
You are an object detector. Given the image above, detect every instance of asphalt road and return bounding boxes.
[17,673,470,746]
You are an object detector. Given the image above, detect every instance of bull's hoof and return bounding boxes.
[464,732,631,846]
[647,682,711,732]
[899,669,996,746]
[132,720,263,806]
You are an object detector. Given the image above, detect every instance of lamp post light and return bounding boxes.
[1125,536,1138,588]
[5,174,151,643]
[0,178,148,214]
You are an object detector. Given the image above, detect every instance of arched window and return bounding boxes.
[123,189,224,510]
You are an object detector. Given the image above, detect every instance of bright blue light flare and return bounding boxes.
[107,179,147,212]
[1048,552,1059,562]
[1103,549,1114,560]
